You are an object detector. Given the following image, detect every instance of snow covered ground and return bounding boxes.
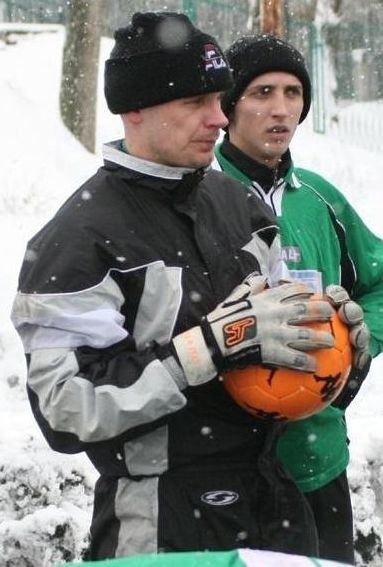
[1,27,383,566]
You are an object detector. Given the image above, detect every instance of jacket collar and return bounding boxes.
[103,140,196,180]
[102,140,206,205]
[216,137,298,191]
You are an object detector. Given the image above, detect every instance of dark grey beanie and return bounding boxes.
[104,11,233,114]
[221,34,311,123]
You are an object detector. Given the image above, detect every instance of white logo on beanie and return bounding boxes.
[204,43,227,71]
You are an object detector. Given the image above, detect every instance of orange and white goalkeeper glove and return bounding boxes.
[173,277,334,387]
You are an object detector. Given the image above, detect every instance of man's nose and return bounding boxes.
[270,93,290,117]
[208,100,229,129]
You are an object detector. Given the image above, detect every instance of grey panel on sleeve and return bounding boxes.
[11,273,127,352]
[133,263,182,349]
[28,348,186,443]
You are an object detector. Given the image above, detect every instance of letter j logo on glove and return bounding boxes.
[223,317,257,347]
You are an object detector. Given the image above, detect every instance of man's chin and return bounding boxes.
[190,151,214,169]
[261,146,287,165]
[267,141,289,157]
[170,150,213,170]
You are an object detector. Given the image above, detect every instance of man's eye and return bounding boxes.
[184,96,203,105]
[286,87,303,97]
[245,88,268,98]
[255,87,271,97]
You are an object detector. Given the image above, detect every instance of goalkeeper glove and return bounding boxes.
[325,284,370,369]
[325,284,371,410]
[173,277,334,386]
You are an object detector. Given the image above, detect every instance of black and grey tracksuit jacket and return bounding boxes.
[11,142,318,559]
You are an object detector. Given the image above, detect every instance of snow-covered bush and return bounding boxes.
[350,455,383,566]
[0,385,95,566]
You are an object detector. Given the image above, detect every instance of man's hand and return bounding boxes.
[325,284,372,410]
[325,284,371,369]
[173,278,335,386]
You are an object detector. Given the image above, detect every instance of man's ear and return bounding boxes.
[121,110,143,125]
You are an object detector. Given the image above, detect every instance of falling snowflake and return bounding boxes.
[81,190,92,201]
[190,290,202,302]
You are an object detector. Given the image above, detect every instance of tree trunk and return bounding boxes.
[260,0,283,37]
[60,0,104,153]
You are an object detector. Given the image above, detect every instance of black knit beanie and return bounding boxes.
[104,12,233,114]
[221,34,311,123]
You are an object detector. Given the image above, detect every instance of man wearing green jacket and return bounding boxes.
[214,34,383,565]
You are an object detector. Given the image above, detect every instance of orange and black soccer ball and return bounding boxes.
[222,309,352,421]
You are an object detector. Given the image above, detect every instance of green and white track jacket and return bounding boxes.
[214,142,383,492]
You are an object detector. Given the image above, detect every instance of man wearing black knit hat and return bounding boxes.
[215,33,383,565]
[11,12,356,560]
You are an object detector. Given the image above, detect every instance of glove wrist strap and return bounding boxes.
[200,318,226,371]
[173,326,217,386]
